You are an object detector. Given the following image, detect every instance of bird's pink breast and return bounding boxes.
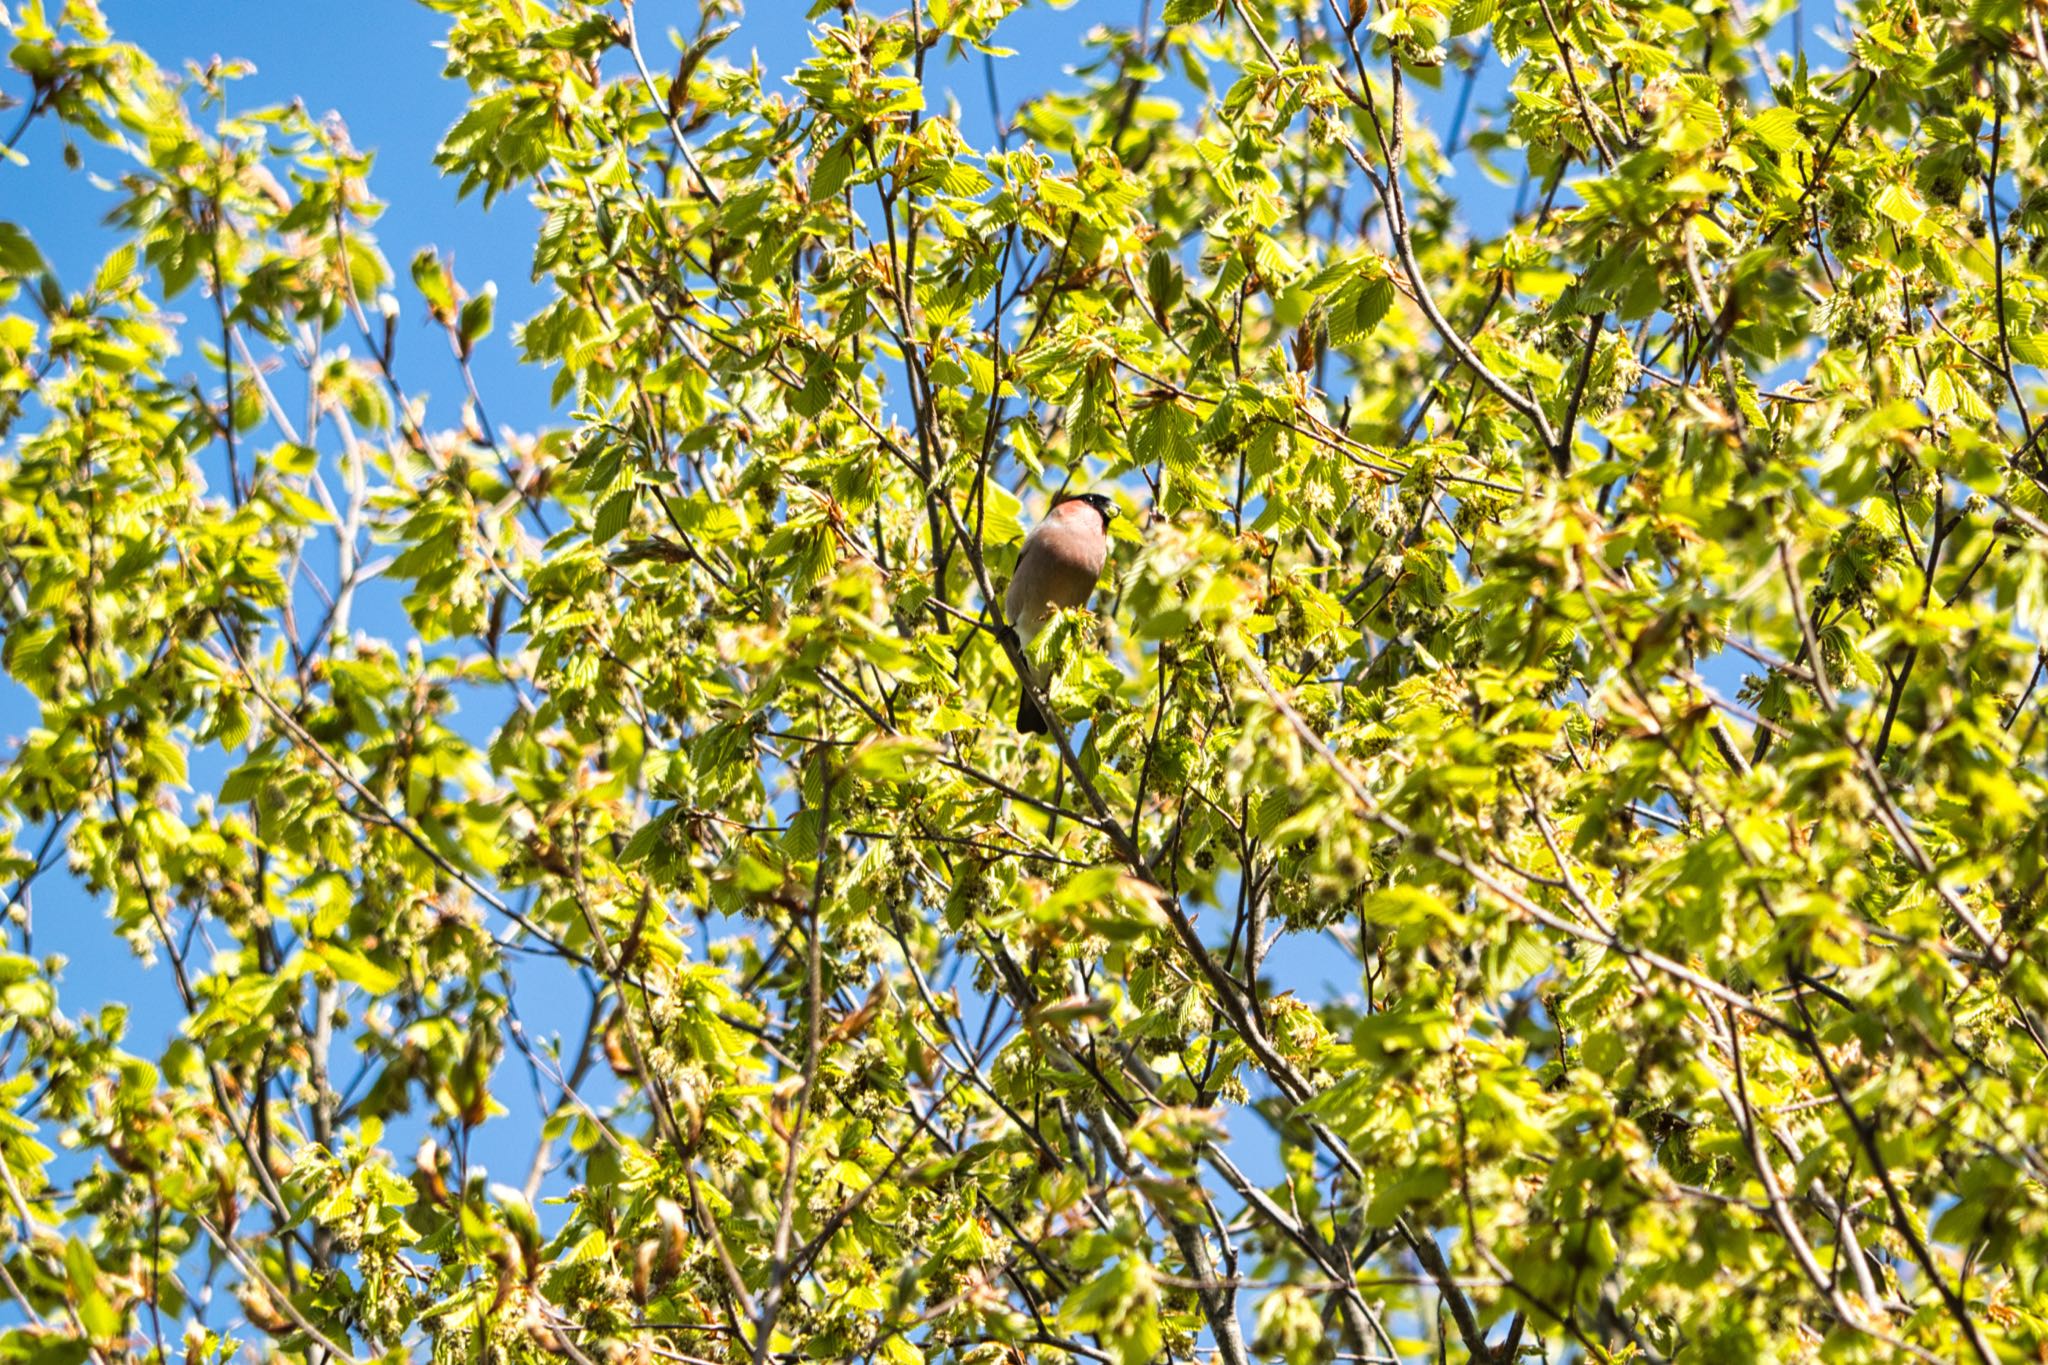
[1036,503,1109,576]
[1006,501,1109,641]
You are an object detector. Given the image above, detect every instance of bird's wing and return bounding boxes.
[1005,530,1043,627]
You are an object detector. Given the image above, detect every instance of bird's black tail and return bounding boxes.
[1016,689,1048,735]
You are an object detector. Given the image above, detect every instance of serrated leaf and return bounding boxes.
[594,486,636,543]
[1875,182,1925,227]
[2007,333,2048,366]
[1745,107,1807,151]
[1133,400,1199,471]
[1449,0,1496,35]
[1330,274,1395,343]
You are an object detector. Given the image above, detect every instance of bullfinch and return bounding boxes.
[1004,491,1119,734]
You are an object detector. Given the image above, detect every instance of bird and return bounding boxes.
[1004,491,1119,734]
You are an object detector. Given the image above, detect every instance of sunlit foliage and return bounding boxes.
[5,0,2048,1360]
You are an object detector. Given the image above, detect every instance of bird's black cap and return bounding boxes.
[1061,491,1120,526]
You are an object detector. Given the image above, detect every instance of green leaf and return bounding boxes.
[411,248,456,321]
[317,943,403,995]
[1449,0,1497,35]
[458,283,497,355]
[1745,107,1808,151]
[977,481,1024,546]
[594,485,636,542]
[1875,181,1926,226]
[0,222,45,275]
[2007,333,2048,366]
[92,244,136,294]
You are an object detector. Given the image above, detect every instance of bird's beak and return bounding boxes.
[1104,502,1121,520]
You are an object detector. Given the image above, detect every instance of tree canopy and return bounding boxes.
[5,0,2048,1360]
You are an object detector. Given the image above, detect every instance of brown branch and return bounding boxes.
[1534,0,1616,168]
